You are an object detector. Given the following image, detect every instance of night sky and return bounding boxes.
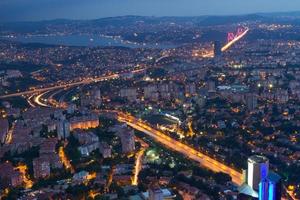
[1,0,300,22]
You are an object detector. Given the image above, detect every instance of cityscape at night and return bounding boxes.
[0,0,300,199]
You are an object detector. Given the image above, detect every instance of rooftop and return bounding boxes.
[248,155,269,164]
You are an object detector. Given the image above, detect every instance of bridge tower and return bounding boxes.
[237,27,245,36]
[227,32,235,43]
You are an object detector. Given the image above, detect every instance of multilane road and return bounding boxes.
[0,74,119,99]
[117,112,243,185]
[0,68,145,99]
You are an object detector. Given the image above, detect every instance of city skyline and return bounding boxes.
[0,2,299,199]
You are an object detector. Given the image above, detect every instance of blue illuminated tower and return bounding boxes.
[259,172,282,200]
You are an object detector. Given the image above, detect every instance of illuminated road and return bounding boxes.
[34,91,52,107]
[202,27,249,58]
[48,89,67,108]
[59,146,75,173]
[155,55,169,63]
[132,137,149,185]
[0,28,248,99]
[187,120,195,137]
[221,28,249,52]
[284,186,298,200]
[5,121,15,144]
[0,74,119,99]
[132,148,146,185]
[105,166,115,192]
[0,68,145,99]
[15,164,33,189]
[117,112,243,185]
[27,89,67,108]
[27,94,37,108]
[0,29,248,100]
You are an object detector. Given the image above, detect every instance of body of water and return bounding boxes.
[2,34,177,49]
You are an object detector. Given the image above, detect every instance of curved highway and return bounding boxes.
[0,68,145,99]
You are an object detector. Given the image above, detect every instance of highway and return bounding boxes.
[117,111,297,199]
[132,137,149,185]
[34,91,52,107]
[47,89,67,108]
[0,68,146,99]
[23,94,296,198]
[27,93,37,108]
[0,74,119,99]
[116,112,243,185]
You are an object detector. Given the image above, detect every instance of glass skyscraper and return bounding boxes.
[259,172,282,200]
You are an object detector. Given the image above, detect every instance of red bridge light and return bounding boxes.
[227,32,235,43]
[227,27,245,43]
[237,27,245,36]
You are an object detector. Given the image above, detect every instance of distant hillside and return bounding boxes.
[197,14,266,26]
[2,11,300,34]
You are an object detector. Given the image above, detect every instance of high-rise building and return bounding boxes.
[67,104,76,114]
[57,120,70,140]
[120,129,135,154]
[116,124,135,153]
[246,93,258,111]
[99,142,112,158]
[207,81,216,92]
[80,87,102,107]
[33,158,51,179]
[259,172,282,200]
[144,85,159,101]
[0,118,9,144]
[247,155,269,191]
[91,87,102,106]
[92,87,101,100]
[214,41,222,57]
[120,88,138,102]
[184,83,196,97]
[149,184,164,200]
[69,115,99,130]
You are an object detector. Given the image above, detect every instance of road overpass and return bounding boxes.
[0,68,146,99]
[0,74,120,99]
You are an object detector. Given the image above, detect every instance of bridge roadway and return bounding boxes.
[117,112,243,185]
[221,28,249,52]
[195,27,249,58]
